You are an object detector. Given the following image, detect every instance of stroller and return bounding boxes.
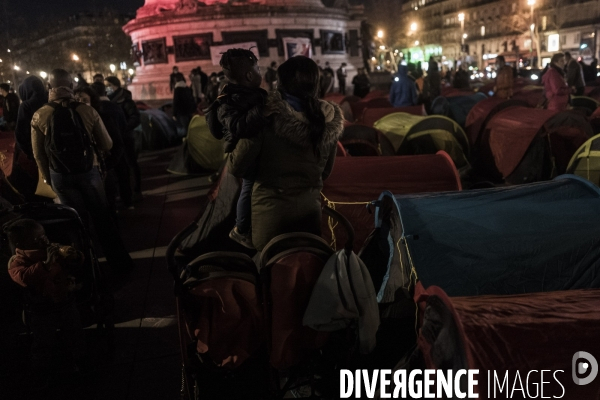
[1,203,114,332]
[167,206,358,399]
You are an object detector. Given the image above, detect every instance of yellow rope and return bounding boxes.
[320,192,370,249]
[396,235,419,334]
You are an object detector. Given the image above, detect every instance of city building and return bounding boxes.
[123,0,365,101]
[400,0,600,71]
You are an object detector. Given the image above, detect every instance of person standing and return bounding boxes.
[173,75,196,133]
[352,68,371,98]
[197,66,209,98]
[422,60,442,111]
[170,66,185,93]
[564,52,585,96]
[206,73,220,104]
[0,83,20,130]
[337,63,347,95]
[493,56,514,99]
[105,76,143,202]
[542,53,570,112]
[264,61,278,91]
[390,64,418,107]
[31,69,133,278]
[189,68,203,104]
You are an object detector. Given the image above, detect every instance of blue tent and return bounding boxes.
[362,175,600,302]
[430,92,487,127]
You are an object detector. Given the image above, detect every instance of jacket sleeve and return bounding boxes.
[123,99,141,133]
[15,104,34,158]
[410,82,418,106]
[227,133,263,178]
[322,143,337,181]
[8,258,49,288]
[31,111,51,183]
[91,109,113,152]
[218,103,266,140]
[205,102,224,140]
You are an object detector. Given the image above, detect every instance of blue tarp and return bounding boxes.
[372,175,600,297]
[136,108,181,151]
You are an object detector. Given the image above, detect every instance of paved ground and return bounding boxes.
[0,147,211,400]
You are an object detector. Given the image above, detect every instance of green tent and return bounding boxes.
[167,115,225,175]
[567,133,600,186]
[373,112,470,170]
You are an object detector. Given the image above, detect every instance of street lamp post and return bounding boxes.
[528,0,537,68]
[458,13,465,66]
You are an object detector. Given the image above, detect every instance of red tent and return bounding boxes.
[362,89,389,101]
[349,97,392,123]
[359,105,425,127]
[415,283,600,400]
[323,93,345,104]
[511,87,545,107]
[321,152,461,251]
[486,107,592,182]
[465,97,529,147]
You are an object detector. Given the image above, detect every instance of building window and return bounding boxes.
[481,26,485,37]
[548,34,560,52]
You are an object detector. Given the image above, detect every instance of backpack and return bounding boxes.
[45,102,95,174]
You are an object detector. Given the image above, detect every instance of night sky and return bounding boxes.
[5,0,144,22]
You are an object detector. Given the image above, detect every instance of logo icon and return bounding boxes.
[572,351,598,385]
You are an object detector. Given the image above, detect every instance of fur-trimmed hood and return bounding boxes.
[266,91,344,149]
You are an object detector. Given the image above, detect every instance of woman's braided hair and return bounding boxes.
[219,48,258,83]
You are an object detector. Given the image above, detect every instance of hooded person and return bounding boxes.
[390,64,418,108]
[16,76,48,159]
[227,56,344,251]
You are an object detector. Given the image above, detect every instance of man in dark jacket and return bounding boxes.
[172,76,196,134]
[169,66,185,93]
[351,68,371,98]
[0,83,20,130]
[564,52,585,95]
[105,76,143,201]
[390,64,418,107]
[337,63,347,95]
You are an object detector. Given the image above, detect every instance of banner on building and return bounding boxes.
[282,37,312,59]
[209,42,259,66]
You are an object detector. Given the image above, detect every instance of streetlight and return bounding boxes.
[128,68,134,75]
[72,54,79,61]
[40,71,47,79]
[109,64,116,73]
[377,30,384,39]
[13,65,19,71]
[410,22,418,32]
[528,0,537,67]
[463,33,468,39]
[415,41,420,46]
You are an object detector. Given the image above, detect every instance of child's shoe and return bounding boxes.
[229,227,255,249]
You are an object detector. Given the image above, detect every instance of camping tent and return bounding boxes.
[373,113,470,171]
[136,108,181,151]
[484,107,592,183]
[464,97,529,147]
[322,152,461,252]
[571,95,599,116]
[414,284,600,399]
[340,125,395,156]
[566,133,600,186]
[364,175,600,303]
[167,115,225,175]
[511,86,544,107]
[429,92,487,127]
[359,105,425,127]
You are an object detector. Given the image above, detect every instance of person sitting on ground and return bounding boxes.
[542,53,570,112]
[228,56,344,251]
[206,48,268,249]
[493,55,513,99]
[390,64,418,107]
[7,219,86,387]
[564,51,585,96]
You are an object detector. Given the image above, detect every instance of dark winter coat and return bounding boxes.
[390,65,418,107]
[97,99,126,169]
[1,92,20,124]
[206,84,268,153]
[173,85,197,118]
[565,58,585,91]
[227,91,344,250]
[352,73,371,98]
[16,76,48,158]
[108,87,140,135]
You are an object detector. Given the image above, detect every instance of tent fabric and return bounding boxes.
[487,107,591,179]
[415,284,600,399]
[167,115,225,175]
[373,175,600,299]
[511,86,545,107]
[322,153,461,252]
[464,97,529,147]
[429,92,487,127]
[362,90,389,101]
[360,106,424,127]
[567,133,600,186]
[571,95,599,116]
[340,125,395,156]
[137,108,181,151]
[350,98,392,124]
